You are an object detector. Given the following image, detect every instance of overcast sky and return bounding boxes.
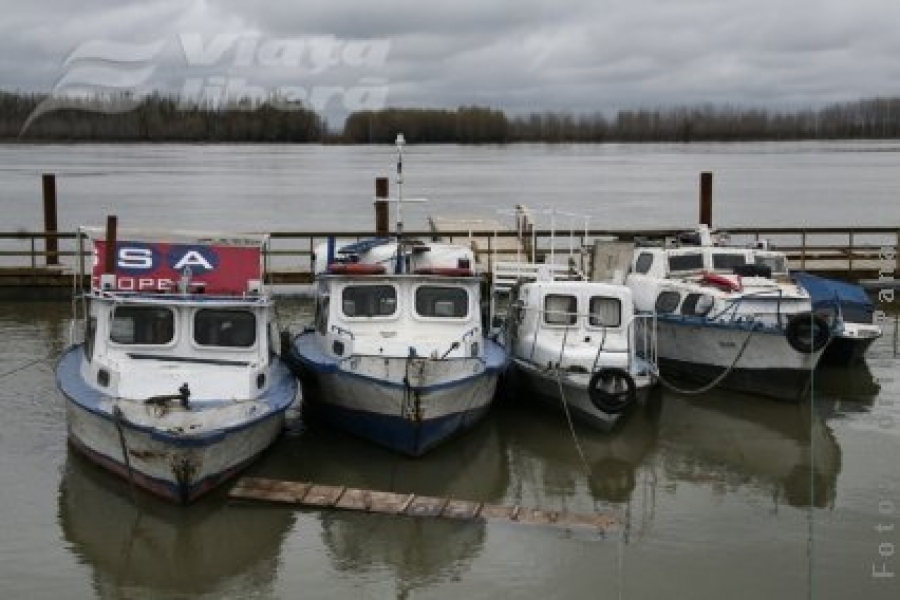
[3,0,900,123]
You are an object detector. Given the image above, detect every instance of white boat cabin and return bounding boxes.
[83,294,278,402]
[626,232,810,328]
[312,274,485,361]
[510,280,639,373]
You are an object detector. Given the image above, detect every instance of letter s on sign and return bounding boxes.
[118,247,154,270]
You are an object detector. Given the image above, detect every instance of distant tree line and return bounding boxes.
[4,90,900,143]
[2,92,324,142]
[344,98,900,143]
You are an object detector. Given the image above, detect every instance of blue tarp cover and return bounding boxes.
[794,271,874,323]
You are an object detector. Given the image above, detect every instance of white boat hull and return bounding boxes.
[58,346,297,503]
[653,318,822,400]
[510,358,655,431]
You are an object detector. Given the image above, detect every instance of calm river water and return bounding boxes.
[1,141,899,599]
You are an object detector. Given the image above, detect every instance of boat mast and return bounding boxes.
[394,132,405,274]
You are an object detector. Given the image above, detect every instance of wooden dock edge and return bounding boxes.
[229,477,621,533]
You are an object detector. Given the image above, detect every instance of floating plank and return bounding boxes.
[229,477,620,533]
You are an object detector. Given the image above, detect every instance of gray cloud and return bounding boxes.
[3,0,900,123]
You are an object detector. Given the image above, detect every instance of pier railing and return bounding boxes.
[1,226,897,292]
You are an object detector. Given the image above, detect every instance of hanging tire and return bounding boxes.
[785,312,831,354]
[588,368,637,414]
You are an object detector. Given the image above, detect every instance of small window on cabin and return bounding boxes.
[712,253,748,271]
[635,252,654,274]
[194,309,256,348]
[342,285,397,317]
[110,306,174,345]
[680,293,713,317]
[544,294,577,326]
[589,297,622,327]
[668,253,703,272]
[755,255,787,275]
[655,291,681,314]
[416,286,468,318]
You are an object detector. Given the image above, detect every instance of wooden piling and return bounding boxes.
[41,174,59,266]
[104,215,117,275]
[374,177,389,236]
[699,171,713,228]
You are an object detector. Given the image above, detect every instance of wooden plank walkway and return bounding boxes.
[229,477,621,533]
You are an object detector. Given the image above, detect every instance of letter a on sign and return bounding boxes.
[173,250,215,272]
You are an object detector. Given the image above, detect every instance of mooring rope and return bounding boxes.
[112,404,138,502]
[554,325,592,475]
[655,326,756,395]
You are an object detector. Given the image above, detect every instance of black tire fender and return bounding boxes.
[588,367,637,415]
[785,312,831,354]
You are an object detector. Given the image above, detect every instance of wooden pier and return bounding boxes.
[229,477,620,533]
[1,172,897,300]
[1,225,898,300]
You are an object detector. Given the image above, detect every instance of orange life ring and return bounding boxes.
[700,271,742,292]
[327,263,386,275]
[413,267,475,277]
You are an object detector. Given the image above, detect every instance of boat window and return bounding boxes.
[194,309,257,348]
[712,253,748,271]
[668,253,703,273]
[416,286,469,318]
[110,306,175,345]
[755,255,787,275]
[634,252,654,274]
[589,297,622,327]
[342,285,397,317]
[655,291,681,314]
[680,293,713,317]
[544,294,577,326]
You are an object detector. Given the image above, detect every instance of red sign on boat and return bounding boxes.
[92,240,263,295]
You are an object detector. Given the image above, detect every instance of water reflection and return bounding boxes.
[496,391,663,506]
[247,416,508,593]
[253,410,509,501]
[657,391,842,509]
[57,451,295,599]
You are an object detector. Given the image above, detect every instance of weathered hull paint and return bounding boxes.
[292,336,506,456]
[57,346,298,504]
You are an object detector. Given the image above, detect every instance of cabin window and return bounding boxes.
[668,253,703,273]
[342,285,397,317]
[680,293,714,317]
[416,286,469,318]
[755,255,787,275]
[589,297,622,327]
[544,294,577,326]
[635,252,654,274]
[110,306,174,345]
[655,291,681,314]
[194,309,257,348]
[712,253,748,271]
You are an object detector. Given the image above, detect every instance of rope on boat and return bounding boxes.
[655,326,756,395]
[554,325,591,475]
[0,355,51,380]
[112,404,138,501]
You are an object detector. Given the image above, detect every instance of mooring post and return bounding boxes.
[374,177,389,237]
[104,215,117,275]
[42,173,59,266]
[699,172,713,228]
